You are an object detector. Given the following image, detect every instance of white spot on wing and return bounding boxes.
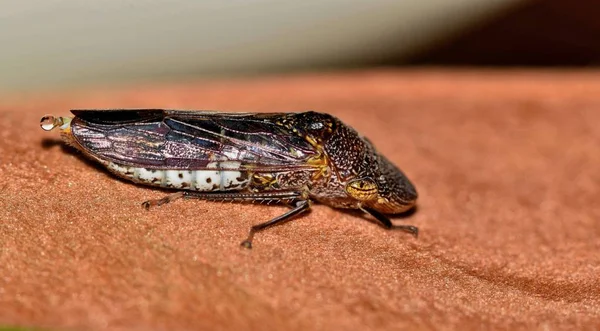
[107,162,134,178]
[222,170,248,190]
[136,168,164,184]
[102,162,248,192]
[165,170,193,188]
[193,170,220,191]
[219,161,248,190]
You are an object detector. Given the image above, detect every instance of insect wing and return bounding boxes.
[70,109,319,172]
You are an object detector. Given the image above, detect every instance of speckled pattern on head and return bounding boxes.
[297,111,418,213]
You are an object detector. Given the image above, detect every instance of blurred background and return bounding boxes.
[1,0,598,92]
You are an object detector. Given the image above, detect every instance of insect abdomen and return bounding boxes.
[104,162,250,191]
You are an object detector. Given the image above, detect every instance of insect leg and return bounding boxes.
[182,190,304,203]
[142,190,303,209]
[241,199,311,249]
[141,189,310,247]
[142,192,185,210]
[359,205,418,238]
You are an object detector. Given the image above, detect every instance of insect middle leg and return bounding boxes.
[240,198,311,249]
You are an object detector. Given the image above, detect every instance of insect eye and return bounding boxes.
[345,178,378,201]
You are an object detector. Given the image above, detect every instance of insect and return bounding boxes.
[40,109,418,248]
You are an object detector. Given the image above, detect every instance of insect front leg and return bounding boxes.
[359,205,419,238]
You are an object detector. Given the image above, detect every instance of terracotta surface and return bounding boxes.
[1,70,599,330]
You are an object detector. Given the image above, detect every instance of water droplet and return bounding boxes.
[40,115,57,131]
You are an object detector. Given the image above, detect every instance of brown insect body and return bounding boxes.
[40,110,418,248]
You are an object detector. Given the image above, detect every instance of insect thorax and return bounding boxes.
[298,115,378,208]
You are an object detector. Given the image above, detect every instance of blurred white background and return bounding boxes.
[0,0,523,91]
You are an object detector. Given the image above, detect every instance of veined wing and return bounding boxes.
[70,109,319,171]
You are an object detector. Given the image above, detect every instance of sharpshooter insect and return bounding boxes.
[40,109,418,248]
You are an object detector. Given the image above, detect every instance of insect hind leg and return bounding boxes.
[142,191,185,210]
[141,190,303,209]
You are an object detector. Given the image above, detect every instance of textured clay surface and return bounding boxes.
[1,70,599,330]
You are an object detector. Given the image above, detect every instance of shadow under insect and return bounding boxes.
[41,138,108,174]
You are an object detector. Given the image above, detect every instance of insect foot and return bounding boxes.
[395,225,419,238]
[141,192,185,210]
[141,200,153,210]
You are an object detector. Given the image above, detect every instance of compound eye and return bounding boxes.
[345,178,378,201]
